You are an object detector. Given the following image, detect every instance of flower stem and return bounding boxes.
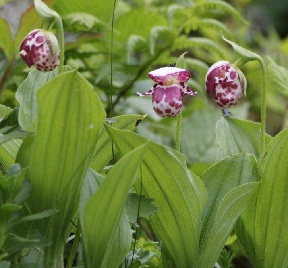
[257,56,267,154]
[176,111,182,152]
[55,14,64,74]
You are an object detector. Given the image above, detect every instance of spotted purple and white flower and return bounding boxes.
[20,29,60,72]
[205,60,247,110]
[137,67,197,117]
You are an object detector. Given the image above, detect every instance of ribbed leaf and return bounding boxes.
[106,125,207,267]
[90,114,146,172]
[16,70,106,266]
[196,153,260,267]
[216,117,272,160]
[83,144,148,268]
[236,129,288,267]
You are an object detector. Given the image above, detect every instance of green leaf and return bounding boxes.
[174,36,224,58]
[149,26,175,55]
[236,129,288,267]
[199,18,232,39]
[0,18,14,61]
[216,117,272,160]
[0,140,22,171]
[196,153,260,267]
[83,143,148,268]
[106,126,207,267]
[16,70,106,265]
[115,9,167,44]
[194,0,247,25]
[34,0,59,20]
[54,0,115,22]
[266,56,288,98]
[0,261,10,268]
[16,67,71,132]
[126,193,158,224]
[175,52,187,69]
[222,35,259,62]
[0,108,28,145]
[126,35,148,65]
[90,114,146,172]
[62,12,104,32]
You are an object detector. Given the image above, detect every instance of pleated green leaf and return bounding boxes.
[106,125,207,267]
[90,114,146,172]
[216,117,272,160]
[83,144,148,268]
[236,129,288,268]
[16,70,106,266]
[196,153,260,268]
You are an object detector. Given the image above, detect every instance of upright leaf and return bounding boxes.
[106,125,207,267]
[82,144,148,268]
[236,129,288,268]
[16,70,106,266]
[196,153,260,267]
[0,18,14,61]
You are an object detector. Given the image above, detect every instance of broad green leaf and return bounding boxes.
[54,0,114,22]
[16,70,106,265]
[236,129,288,268]
[115,9,167,44]
[16,67,71,132]
[83,143,148,268]
[182,107,220,166]
[196,153,260,267]
[90,114,146,172]
[0,18,14,61]
[0,140,22,171]
[267,56,288,98]
[216,117,272,160]
[106,125,207,267]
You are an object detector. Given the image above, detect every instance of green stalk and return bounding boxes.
[257,56,268,154]
[175,111,182,152]
[55,15,64,74]
[66,221,81,268]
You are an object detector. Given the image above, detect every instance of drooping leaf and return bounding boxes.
[62,12,104,32]
[196,153,260,267]
[106,125,207,267]
[222,34,259,62]
[149,26,175,55]
[126,35,148,65]
[216,117,272,160]
[83,143,148,268]
[16,70,106,266]
[236,129,288,268]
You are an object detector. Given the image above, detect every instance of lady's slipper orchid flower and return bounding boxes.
[137,67,197,117]
[20,29,60,72]
[205,61,247,114]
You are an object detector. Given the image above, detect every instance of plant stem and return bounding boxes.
[66,220,81,268]
[55,15,64,74]
[175,111,182,152]
[257,56,267,154]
